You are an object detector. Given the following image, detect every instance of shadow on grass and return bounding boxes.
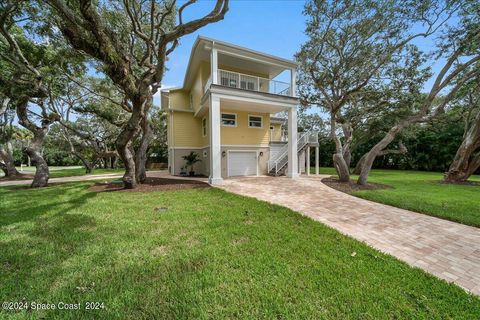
[0,183,103,299]
[0,183,97,226]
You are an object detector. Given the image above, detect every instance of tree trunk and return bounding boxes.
[75,154,94,174]
[330,117,350,182]
[333,152,350,182]
[135,111,153,184]
[116,97,147,189]
[353,154,366,175]
[343,147,352,169]
[26,135,49,188]
[16,98,51,188]
[341,122,353,169]
[444,111,480,182]
[0,143,19,177]
[357,126,402,185]
[135,125,153,183]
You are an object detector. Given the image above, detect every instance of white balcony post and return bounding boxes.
[287,107,298,178]
[211,47,218,85]
[209,94,223,185]
[315,146,319,175]
[290,68,297,97]
[306,146,310,176]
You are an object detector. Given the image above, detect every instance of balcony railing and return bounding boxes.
[205,69,292,96]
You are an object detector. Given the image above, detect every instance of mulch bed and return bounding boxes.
[88,177,210,193]
[321,177,391,194]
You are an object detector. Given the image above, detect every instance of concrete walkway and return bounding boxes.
[219,175,480,295]
[0,172,125,187]
[0,170,207,187]
[0,170,173,187]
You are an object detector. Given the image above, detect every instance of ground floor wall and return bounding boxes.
[169,145,269,178]
[169,147,210,176]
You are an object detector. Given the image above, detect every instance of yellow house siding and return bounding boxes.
[220,109,269,145]
[167,112,171,146]
[270,123,283,141]
[169,89,190,110]
[191,62,210,114]
[171,111,204,147]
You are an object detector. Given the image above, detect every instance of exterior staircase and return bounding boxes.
[267,131,318,176]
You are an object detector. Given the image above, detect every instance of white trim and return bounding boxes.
[210,88,298,107]
[209,94,223,185]
[226,150,259,177]
[172,146,209,150]
[287,107,299,178]
[248,114,263,129]
[221,144,268,148]
[306,146,311,176]
[167,108,194,113]
[172,145,268,150]
[221,112,237,127]
[211,46,218,85]
[291,68,297,98]
[196,88,297,119]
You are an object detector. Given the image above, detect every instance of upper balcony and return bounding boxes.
[204,69,292,96]
[170,37,299,117]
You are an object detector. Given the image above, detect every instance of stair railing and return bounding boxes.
[268,131,312,175]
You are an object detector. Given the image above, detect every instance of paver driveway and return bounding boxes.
[219,175,480,295]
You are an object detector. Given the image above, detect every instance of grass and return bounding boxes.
[315,167,480,228]
[1,167,124,179]
[48,168,124,178]
[1,182,479,319]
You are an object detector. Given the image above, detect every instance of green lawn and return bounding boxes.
[314,168,480,228]
[1,167,124,179]
[1,183,479,319]
[49,168,124,178]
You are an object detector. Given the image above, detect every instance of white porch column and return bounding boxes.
[287,107,298,178]
[211,47,218,85]
[209,94,223,185]
[306,146,310,176]
[290,68,297,97]
[315,146,319,175]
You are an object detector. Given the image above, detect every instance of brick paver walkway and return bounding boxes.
[219,175,480,295]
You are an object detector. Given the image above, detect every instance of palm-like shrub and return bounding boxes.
[182,151,201,176]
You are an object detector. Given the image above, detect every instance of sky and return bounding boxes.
[157,0,450,107]
[157,0,308,103]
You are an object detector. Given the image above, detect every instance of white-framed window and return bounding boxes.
[221,113,237,127]
[202,117,207,137]
[248,115,263,128]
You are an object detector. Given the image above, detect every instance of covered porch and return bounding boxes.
[200,89,300,185]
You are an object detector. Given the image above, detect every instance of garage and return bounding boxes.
[227,151,258,177]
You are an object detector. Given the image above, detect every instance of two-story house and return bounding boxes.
[161,36,319,184]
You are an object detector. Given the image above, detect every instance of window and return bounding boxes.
[248,115,263,128]
[202,117,207,137]
[221,113,237,127]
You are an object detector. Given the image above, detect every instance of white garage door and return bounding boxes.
[228,151,258,177]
